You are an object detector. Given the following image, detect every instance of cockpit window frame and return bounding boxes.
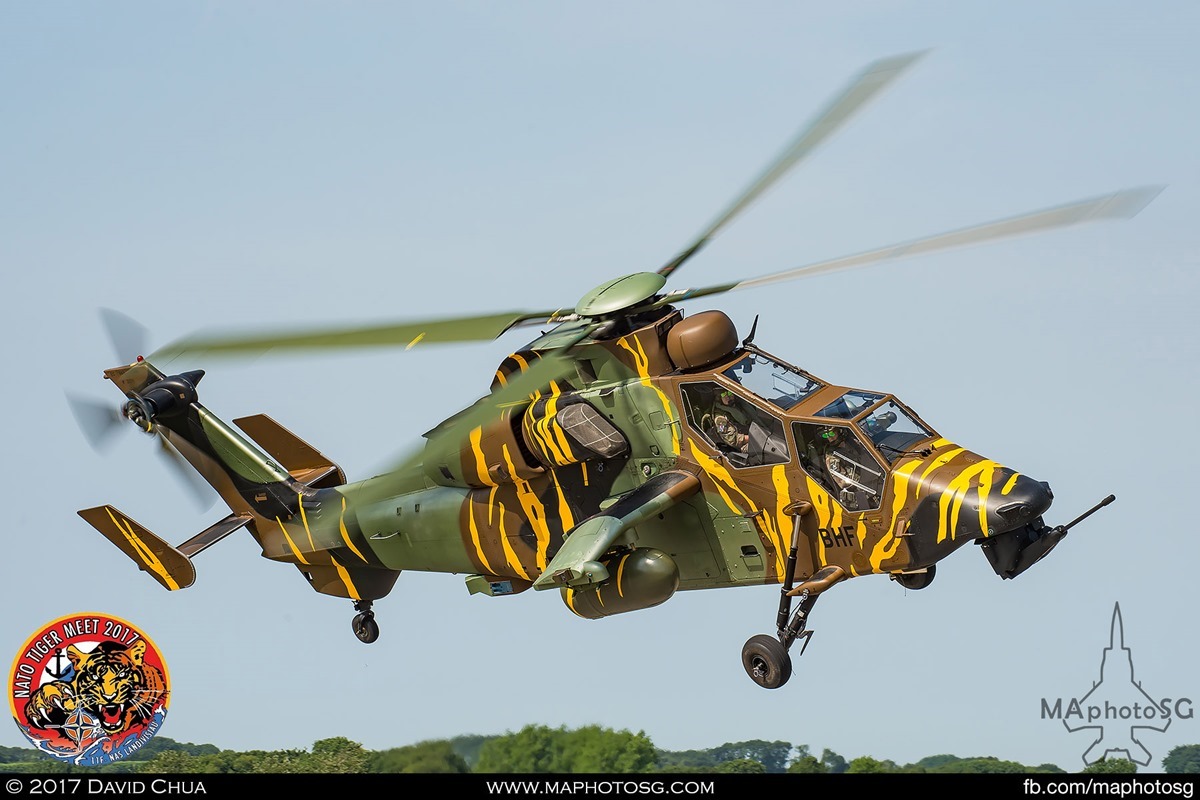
[678,378,792,470]
[719,346,826,412]
[850,395,939,464]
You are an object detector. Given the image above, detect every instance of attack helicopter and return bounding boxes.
[70,51,1158,689]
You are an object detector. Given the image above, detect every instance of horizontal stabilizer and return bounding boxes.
[78,505,197,590]
[233,413,346,487]
[178,513,254,557]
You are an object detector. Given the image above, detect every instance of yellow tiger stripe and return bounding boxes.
[768,465,792,579]
[687,438,783,547]
[467,501,496,574]
[689,439,747,515]
[938,460,1000,542]
[104,508,179,590]
[872,458,923,571]
[618,336,680,455]
[550,470,576,532]
[918,445,966,489]
[469,426,498,487]
[565,588,578,615]
[1001,472,1021,495]
[496,501,531,581]
[804,475,834,566]
[329,555,362,600]
[298,493,318,552]
[977,463,999,536]
[503,445,552,571]
[616,552,629,598]
[275,516,310,565]
[532,395,569,466]
[338,496,368,563]
[545,383,577,464]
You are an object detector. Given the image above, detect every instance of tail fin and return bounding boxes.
[77,505,252,590]
[232,413,346,488]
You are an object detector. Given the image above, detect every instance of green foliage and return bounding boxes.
[655,747,720,771]
[137,737,367,774]
[1081,757,1139,774]
[713,758,766,773]
[709,740,794,773]
[134,736,220,759]
[657,740,804,774]
[368,740,469,773]
[821,748,848,774]
[847,756,896,773]
[1163,745,1200,773]
[138,751,206,774]
[0,728,1119,776]
[0,745,52,764]
[448,734,494,769]
[474,724,657,773]
[1036,763,1069,774]
[787,754,828,773]
[924,756,1060,774]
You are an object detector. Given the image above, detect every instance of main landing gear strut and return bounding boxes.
[352,600,379,644]
[742,505,845,689]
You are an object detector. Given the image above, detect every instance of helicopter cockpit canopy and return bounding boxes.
[720,351,824,409]
[680,347,939,510]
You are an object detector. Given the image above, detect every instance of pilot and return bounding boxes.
[801,426,854,508]
[704,389,751,452]
[807,426,849,482]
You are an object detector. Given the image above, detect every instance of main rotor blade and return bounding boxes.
[660,185,1164,303]
[656,50,927,281]
[149,309,565,364]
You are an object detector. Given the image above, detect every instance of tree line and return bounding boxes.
[2,729,1198,774]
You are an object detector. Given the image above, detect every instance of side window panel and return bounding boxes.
[681,382,789,469]
[793,421,885,511]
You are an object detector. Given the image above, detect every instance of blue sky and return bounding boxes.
[2,2,1197,772]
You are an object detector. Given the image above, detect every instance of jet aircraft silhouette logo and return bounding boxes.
[1040,603,1193,768]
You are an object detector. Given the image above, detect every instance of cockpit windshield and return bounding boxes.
[722,352,823,411]
[855,399,935,463]
[816,390,884,419]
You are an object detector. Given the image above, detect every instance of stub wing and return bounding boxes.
[78,505,251,590]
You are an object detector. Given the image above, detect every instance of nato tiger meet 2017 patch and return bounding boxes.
[8,613,171,767]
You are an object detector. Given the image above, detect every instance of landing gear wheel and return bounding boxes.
[742,634,792,689]
[895,564,936,590]
[352,611,379,644]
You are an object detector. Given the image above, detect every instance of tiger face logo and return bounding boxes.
[9,613,171,766]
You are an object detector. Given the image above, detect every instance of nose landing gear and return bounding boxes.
[741,506,845,689]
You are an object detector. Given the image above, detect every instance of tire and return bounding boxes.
[741,634,792,689]
[352,612,380,644]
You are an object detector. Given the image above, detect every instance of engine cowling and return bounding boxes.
[560,548,678,619]
[521,393,628,469]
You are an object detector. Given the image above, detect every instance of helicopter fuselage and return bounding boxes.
[313,306,1056,614]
